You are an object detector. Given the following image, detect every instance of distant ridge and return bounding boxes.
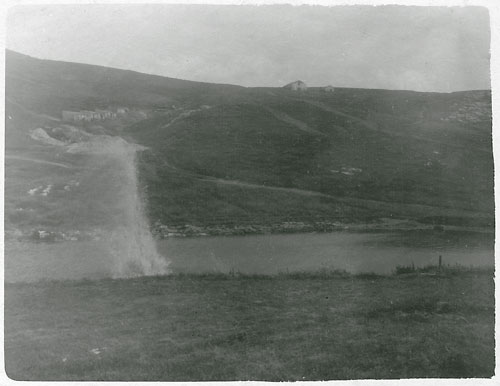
[6,50,491,94]
[5,49,246,116]
[5,49,245,89]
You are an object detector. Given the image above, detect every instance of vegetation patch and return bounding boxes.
[5,267,494,381]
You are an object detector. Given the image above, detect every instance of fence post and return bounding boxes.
[438,255,442,271]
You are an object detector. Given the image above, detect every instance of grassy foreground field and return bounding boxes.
[5,269,494,381]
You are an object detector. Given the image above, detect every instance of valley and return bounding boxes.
[4,3,496,381]
[5,48,494,256]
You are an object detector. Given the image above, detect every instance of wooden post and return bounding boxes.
[438,255,442,271]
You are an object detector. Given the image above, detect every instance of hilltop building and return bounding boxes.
[81,110,101,120]
[95,109,117,119]
[324,85,335,92]
[62,111,85,122]
[284,80,308,91]
[62,110,96,122]
[62,107,123,122]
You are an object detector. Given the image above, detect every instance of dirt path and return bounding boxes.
[5,155,72,169]
[201,176,331,197]
[297,99,379,130]
[198,174,479,218]
[263,106,327,136]
[158,152,481,219]
[6,98,60,122]
[162,107,211,129]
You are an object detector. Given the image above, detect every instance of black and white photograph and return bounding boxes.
[3,1,496,381]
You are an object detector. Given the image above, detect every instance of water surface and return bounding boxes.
[159,230,494,275]
[5,229,494,282]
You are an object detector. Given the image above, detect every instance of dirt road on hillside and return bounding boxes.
[5,155,72,169]
[263,106,327,136]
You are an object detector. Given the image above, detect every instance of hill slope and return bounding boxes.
[127,87,493,233]
[5,50,494,238]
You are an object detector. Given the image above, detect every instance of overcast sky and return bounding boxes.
[6,4,491,92]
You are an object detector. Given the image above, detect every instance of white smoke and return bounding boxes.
[68,135,170,278]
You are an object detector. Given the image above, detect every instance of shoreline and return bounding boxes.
[152,220,494,239]
[5,264,495,287]
[5,221,494,243]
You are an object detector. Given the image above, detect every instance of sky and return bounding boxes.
[6,4,491,92]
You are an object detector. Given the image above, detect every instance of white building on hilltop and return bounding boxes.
[283,80,308,91]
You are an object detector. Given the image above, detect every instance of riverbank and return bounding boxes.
[151,217,494,238]
[5,266,494,380]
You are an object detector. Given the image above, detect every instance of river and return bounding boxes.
[159,230,494,275]
[7,229,493,283]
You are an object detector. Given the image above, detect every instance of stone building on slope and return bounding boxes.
[283,80,308,91]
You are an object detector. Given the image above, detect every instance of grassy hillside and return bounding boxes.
[6,50,245,117]
[5,50,494,236]
[127,89,493,232]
